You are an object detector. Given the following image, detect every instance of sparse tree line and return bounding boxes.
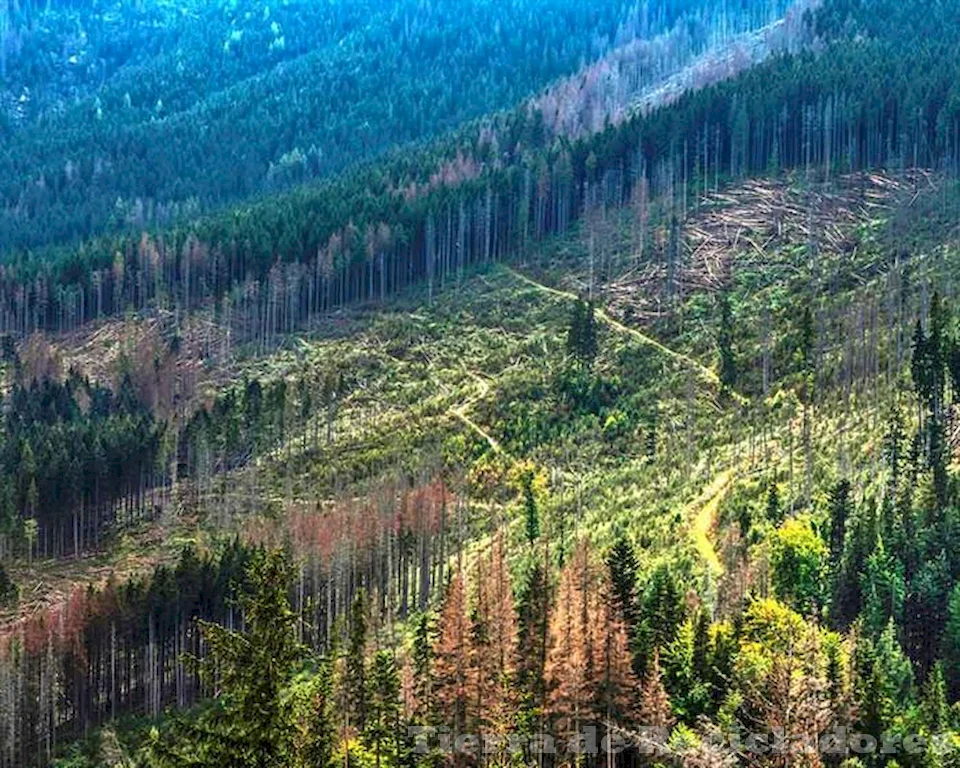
[0,0,760,254]
[0,0,958,351]
[0,334,355,560]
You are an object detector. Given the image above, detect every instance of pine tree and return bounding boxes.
[347,590,370,731]
[942,583,960,699]
[146,549,306,768]
[912,318,930,410]
[523,472,540,545]
[411,612,435,723]
[546,540,636,743]
[545,541,594,740]
[828,480,851,567]
[0,562,17,606]
[469,533,520,765]
[765,480,783,527]
[566,299,599,369]
[365,651,402,768]
[593,577,640,728]
[636,564,686,670]
[517,558,550,718]
[607,535,639,632]
[301,660,337,768]
[475,533,518,738]
[921,663,950,736]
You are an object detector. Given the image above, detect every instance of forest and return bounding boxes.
[1,0,960,766]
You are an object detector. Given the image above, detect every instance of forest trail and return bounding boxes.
[687,468,734,577]
[450,368,506,456]
[503,266,747,404]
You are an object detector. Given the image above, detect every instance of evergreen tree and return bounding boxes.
[921,663,951,736]
[766,480,783,527]
[365,651,402,768]
[638,648,674,729]
[607,534,639,632]
[433,572,471,740]
[146,549,306,768]
[942,582,960,700]
[828,480,852,567]
[301,660,337,768]
[411,612,435,723]
[566,299,599,369]
[636,564,686,671]
[347,590,370,731]
[523,472,540,545]
[0,563,17,606]
[517,559,550,717]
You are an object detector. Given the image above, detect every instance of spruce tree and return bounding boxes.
[347,590,370,731]
[828,480,851,567]
[942,583,960,699]
[302,660,337,768]
[146,549,306,768]
[607,534,639,631]
[523,472,540,545]
[411,612,435,723]
[365,651,402,768]
[718,291,737,390]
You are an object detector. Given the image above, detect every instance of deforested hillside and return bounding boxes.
[1,0,960,766]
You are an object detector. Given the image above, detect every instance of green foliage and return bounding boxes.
[566,298,599,369]
[145,549,307,768]
[770,518,828,615]
[347,590,370,731]
[0,562,17,607]
[364,651,403,768]
[943,583,960,699]
[860,539,906,639]
[636,564,687,669]
[607,535,639,631]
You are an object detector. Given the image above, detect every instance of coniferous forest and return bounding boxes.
[5,0,960,766]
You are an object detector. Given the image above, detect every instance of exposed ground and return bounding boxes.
[3,169,948,634]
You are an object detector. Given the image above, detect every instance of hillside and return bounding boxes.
[0,0,793,253]
[0,163,954,767]
[1,0,960,766]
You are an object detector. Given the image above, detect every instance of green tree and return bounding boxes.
[607,534,639,631]
[301,660,337,768]
[566,298,598,369]
[828,480,852,566]
[765,480,783,527]
[411,612,435,723]
[146,549,306,768]
[770,518,828,615]
[943,582,960,699]
[523,472,540,545]
[347,590,370,731]
[364,650,402,768]
[0,562,17,606]
[921,663,951,735]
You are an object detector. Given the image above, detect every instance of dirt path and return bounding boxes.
[503,266,747,404]
[687,469,734,577]
[451,368,507,456]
